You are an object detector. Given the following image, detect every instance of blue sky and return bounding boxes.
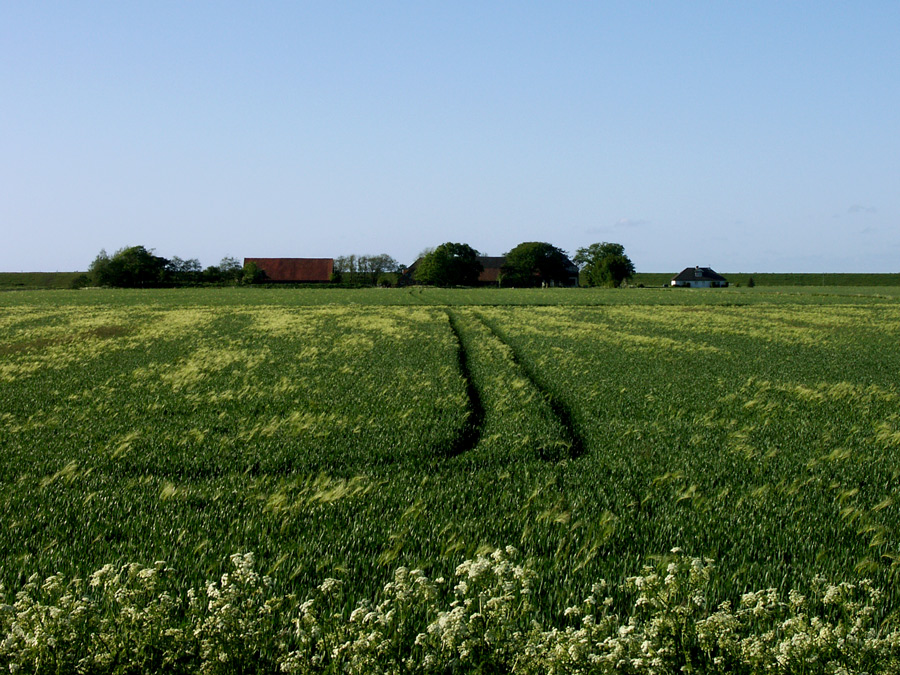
[2,2,898,273]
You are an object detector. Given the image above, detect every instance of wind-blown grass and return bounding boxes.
[2,288,900,667]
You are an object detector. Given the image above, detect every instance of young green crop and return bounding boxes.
[1,289,899,622]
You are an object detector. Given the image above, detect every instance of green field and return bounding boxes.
[3,286,900,671]
[0,271,84,290]
[3,269,900,291]
[632,271,900,287]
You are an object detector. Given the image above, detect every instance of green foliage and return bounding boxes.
[218,256,243,281]
[201,257,243,285]
[573,242,635,288]
[502,242,574,287]
[70,273,91,289]
[89,246,169,287]
[84,250,246,288]
[414,243,483,286]
[241,261,267,284]
[333,254,400,286]
[376,272,398,287]
[0,272,86,290]
[166,256,202,284]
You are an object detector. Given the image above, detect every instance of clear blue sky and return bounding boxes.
[2,2,898,273]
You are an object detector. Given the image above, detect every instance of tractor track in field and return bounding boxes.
[473,311,586,460]
[445,310,485,457]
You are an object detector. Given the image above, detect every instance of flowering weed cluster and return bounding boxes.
[2,548,899,674]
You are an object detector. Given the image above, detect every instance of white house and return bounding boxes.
[671,266,728,288]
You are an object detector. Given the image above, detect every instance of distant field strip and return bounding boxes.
[3,270,900,291]
[633,271,900,287]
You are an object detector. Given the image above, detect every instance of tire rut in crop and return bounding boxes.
[473,312,586,459]
[445,309,485,456]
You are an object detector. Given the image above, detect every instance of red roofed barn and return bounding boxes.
[243,258,334,282]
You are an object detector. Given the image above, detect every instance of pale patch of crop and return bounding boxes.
[158,345,272,391]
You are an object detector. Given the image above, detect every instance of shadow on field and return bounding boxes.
[444,310,485,457]
[473,312,586,460]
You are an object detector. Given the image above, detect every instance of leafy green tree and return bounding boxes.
[210,257,243,284]
[359,254,399,285]
[502,242,573,287]
[573,242,635,287]
[241,261,267,285]
[332,254,357,283]
[219,257,242,276]
[88,249,113,286]
[166,256,202,283]
[89,246,169,287]
[335,253,400,285]
[414,243,483,286]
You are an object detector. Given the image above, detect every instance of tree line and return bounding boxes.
[413,240,635,288]
[81,240,634,288]
[81,247,252,288]
[80,247,404,288]
[331,254,399,286]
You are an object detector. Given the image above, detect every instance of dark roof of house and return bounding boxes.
[244,258,334,282]
[671,266,728,282]
[478,256,506,282]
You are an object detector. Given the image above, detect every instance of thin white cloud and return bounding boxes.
[585,216,649,234]
[848,204,877,214]
[615,218,649,228]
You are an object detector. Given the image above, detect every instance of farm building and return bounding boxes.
[403,255,579,286]
[480,255,579,286]
[243,258,334,282]
[477,256,506,284]
[401,255,502,285]
[671,266,728,288]
[551,257,580,287]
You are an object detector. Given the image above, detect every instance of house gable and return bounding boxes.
[671,266,728,288]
